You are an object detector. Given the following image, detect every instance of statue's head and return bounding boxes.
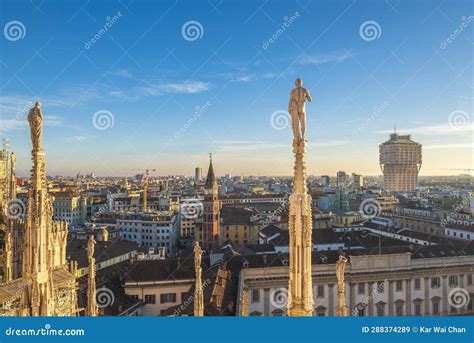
[295,78,303,87]
[34,101,41,109]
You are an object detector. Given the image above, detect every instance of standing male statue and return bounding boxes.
[288,78,312,142]
[27,101,43,151]
[87,235,96,260]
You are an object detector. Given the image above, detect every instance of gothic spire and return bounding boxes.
[205,153,216,187]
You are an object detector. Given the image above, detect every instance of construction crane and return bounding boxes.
[442,168,473,175]
[125,168,156,211]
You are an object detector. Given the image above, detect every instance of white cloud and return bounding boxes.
[424,142,473,149]
[310,140,350,147]
[375,123,474,135]
[108,69,134,78]
[109,80,210,100]
[297,50,355,65]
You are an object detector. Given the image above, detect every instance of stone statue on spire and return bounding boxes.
[288,78,312,143]
[287,78,314,316]
[336,254,348,316]
[27,102,43,151]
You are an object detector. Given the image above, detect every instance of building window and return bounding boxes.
[144,294,156,304]
[449,275,458,287]
[431,277,441,289]
[395,280,403,292]
[251,289,260,303]
[376,303,385,316]
[317,285,324,298]
[432,298,440,315]
[272,309,285,316]
[315,306,326,316]
[414,300,422,316]
[395,301,404,316]
[357,283,365,294]
[414,278,421,290]
[160,293,177,304]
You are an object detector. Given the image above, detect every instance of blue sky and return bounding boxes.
[0,0,472,177]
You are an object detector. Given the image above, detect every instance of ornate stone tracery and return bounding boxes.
[287,79,314,316]
[0,102,78,316]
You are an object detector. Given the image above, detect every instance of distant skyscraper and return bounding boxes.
[195,167,203,181]
[379,132,422,192]
[321,175,330,187]
[202,154,219,250]
[352,173,364,189]
[336,171,348,188]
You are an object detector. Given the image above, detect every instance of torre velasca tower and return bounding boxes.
[379,132,422,192]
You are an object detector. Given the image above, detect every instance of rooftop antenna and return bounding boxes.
[394,124,397,134]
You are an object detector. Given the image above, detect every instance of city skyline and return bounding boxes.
[0,0,472,177]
